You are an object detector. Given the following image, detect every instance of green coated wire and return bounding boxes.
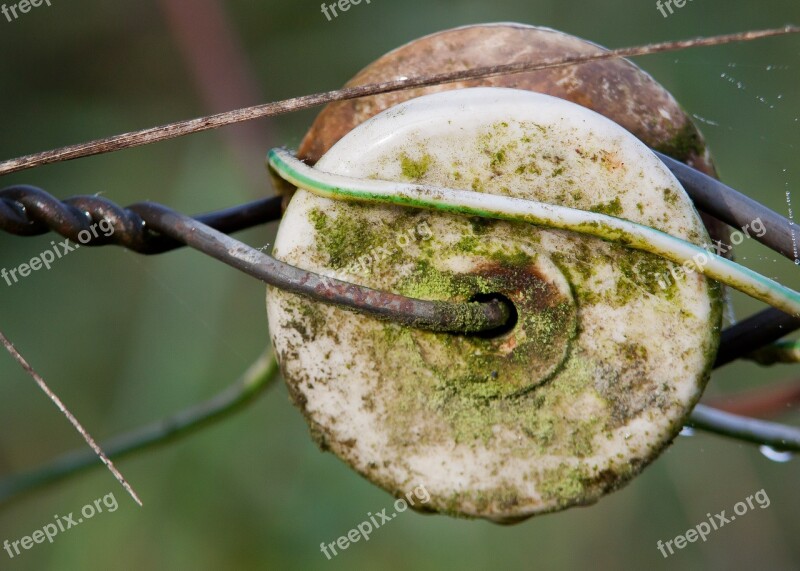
[268,148,800,318]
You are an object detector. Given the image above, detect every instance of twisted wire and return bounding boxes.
[0,185,510,333]
[0,184,283,254]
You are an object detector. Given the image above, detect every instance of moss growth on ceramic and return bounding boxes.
[267,88,721,523]
[306,207,383,269]
[590,197,624,217]
[400,153,432,179]
[539,463,590,506]
[653,121,707,162]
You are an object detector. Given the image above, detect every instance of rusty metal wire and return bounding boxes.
[1,165,799,346]
[0,185,510,333]
[0,184,283,254]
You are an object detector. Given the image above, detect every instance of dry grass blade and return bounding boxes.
[0,331,143,506]
[0,26,797,176]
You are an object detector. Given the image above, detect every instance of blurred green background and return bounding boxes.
[0,1,798,569]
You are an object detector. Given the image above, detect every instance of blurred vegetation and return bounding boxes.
[0,1,798,569]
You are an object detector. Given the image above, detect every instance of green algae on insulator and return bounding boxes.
[267,88,721,523]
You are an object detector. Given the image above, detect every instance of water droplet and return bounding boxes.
[759,445,793,462]
[679,426,695,437]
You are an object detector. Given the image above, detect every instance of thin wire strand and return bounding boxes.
[2,344,798,509]
[0,332,143,506]
[0,26,797,176]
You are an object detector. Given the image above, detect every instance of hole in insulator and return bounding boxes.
[469,292,519,339]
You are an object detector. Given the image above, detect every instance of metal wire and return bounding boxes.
[2,27,797,178]
[715,307,800,368]
[0,186,510,334]
[656,152,799,262]
[131,201,510,332]
[1,166,799,462]
[0,184,283,254]
[1,149,799,342]
[689,404,800,449]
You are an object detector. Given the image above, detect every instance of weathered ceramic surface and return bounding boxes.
[290,22,728,251]
[267,88,722,521]
[296,23,716,176]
